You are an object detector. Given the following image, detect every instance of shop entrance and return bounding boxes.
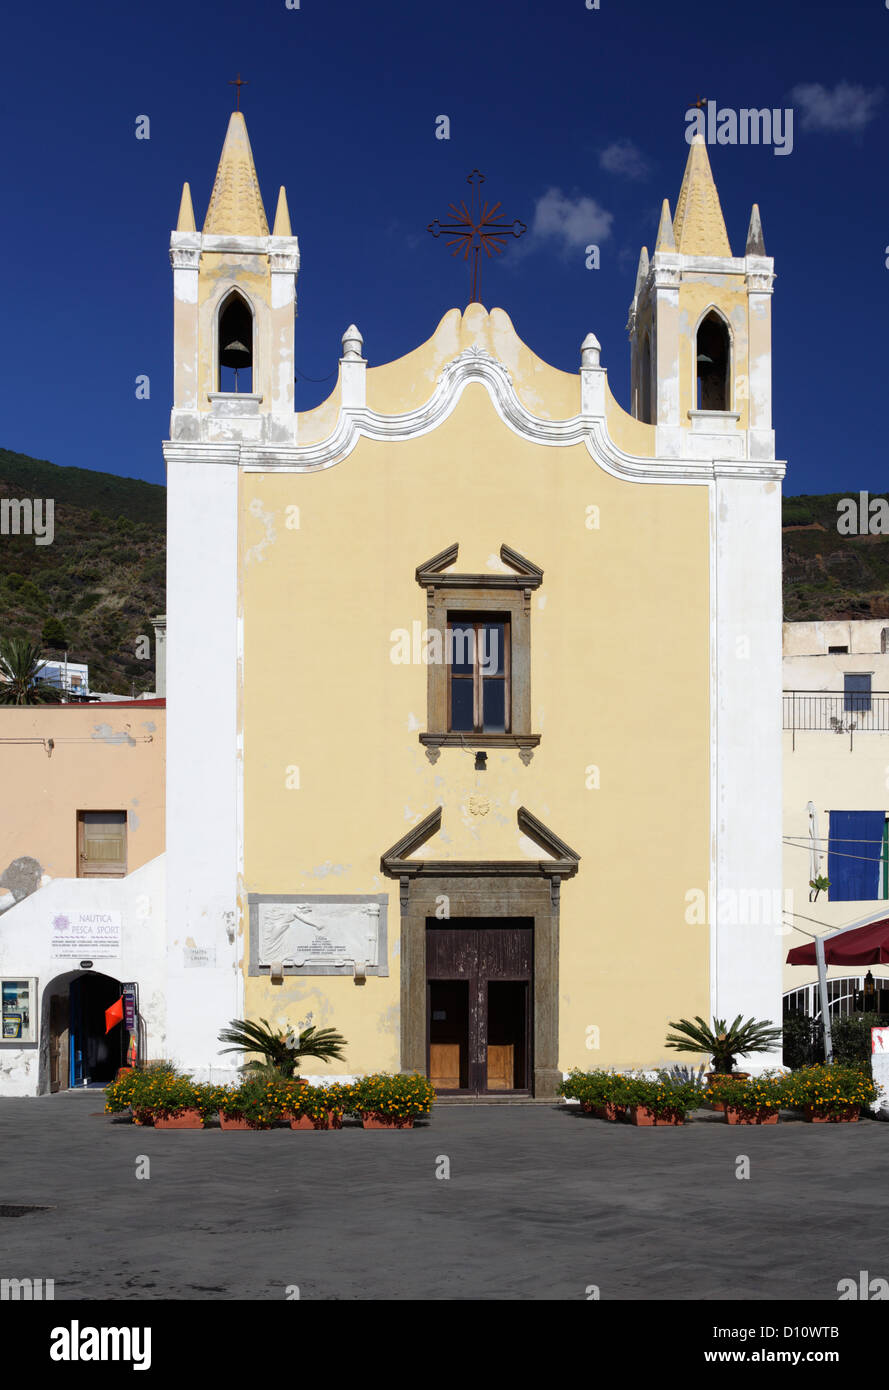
[426,919,533,1095]
[43,971,126,1091]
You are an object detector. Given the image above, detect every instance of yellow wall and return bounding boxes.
[240,316,711,1075]
[0,705,164,879]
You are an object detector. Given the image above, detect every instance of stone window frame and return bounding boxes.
[416,543,542,762]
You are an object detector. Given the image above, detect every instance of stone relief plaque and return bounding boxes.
[251,896,385,974]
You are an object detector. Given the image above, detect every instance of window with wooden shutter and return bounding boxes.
[77,811,127,878]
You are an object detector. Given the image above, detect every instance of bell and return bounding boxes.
[220,337,251,371]
[696,352,714,365]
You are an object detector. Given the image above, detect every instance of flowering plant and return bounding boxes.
[218,1076,293,1128]
[354,1072,435,1121]
[703,1072,786,1117]
[783,1062,875,1116]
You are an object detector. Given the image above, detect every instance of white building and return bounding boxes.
[783,620,889,1014]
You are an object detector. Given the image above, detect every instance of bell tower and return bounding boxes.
[163,108,299,1078]
[168,111,299,446]
[627,134,775,463]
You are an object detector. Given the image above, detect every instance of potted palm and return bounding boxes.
[217,1018,348,1080]
[665,1014,782,1109]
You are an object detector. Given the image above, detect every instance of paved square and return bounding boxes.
[1,1096,884,1300]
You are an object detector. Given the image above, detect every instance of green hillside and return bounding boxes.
[782,492,889,621]
[0,447,884,697]
[0,448,165,695]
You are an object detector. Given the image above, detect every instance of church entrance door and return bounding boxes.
[426,919,532,1095]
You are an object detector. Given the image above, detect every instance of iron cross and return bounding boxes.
[228,73,249,111]
[428,171,527,304]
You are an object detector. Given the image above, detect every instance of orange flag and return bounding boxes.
[105,997,124,1033]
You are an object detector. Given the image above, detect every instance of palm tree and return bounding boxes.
[217,1018,348,1078]
[0,638,63,705]
[664,1014,783,1074]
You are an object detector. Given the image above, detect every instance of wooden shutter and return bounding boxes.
[78,811,127,877]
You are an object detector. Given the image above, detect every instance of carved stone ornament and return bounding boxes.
[258,900,380,969]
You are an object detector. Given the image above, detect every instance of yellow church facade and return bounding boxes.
[163,114,785,1093]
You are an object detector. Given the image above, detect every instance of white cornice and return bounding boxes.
[164,346,785,483]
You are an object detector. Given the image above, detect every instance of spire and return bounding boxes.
[203,112,268,237]
[654,200,675,251]
[746,203,766,255]
[672,135,732,257]
[272,186,292,236]
[176,182,196,232]
[633,245,650,298]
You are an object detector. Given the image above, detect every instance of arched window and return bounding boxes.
[218,291,253,393]
[639,332,651,424]
[695,311,730,411]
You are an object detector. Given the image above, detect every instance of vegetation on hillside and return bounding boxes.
[0,446,884,697]
[0,448,164,696]
[783,492,889,621]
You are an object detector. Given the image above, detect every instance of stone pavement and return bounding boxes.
[0,1094,884,1300]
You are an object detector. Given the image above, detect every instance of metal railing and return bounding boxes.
[784,690,889,750]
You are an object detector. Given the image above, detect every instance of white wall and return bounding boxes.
[0,856,166,1096]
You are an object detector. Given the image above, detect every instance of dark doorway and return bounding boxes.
[68,974,124,1086]
[426,919,533,1095]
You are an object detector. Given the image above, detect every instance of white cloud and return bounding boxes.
[518,187,613,260]
[599,139,649,180]
[790,80,883,132]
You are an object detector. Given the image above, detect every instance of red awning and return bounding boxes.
[787,917,889,967]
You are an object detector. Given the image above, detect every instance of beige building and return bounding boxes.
[0,701,165,1093]
[783,620,889,1013]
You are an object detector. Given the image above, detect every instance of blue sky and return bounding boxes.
[1,0,886,493]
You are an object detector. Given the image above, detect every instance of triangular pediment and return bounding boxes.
[380,805,579,880]
[415,543,543,590]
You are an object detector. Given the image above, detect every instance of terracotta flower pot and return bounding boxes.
[154,1108,203,1130]
[725,1107,779,1125]
[289,1113,337,1130]
[361,1113,414,1129]
[706,1072,750,1112]
[219,1113,253,1130]
[630,1106,683,1126]
[803,1106,860,1124]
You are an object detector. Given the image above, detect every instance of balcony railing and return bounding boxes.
[784,690,889,750]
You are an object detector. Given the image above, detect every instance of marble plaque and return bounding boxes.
[254,897,383,972]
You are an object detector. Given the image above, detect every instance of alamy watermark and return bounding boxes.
[836,491,889,535]
[685,101,793,156]
[390,622,500,672]
[0,498,54,546]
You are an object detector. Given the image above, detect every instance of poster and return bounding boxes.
[50,911,121,959]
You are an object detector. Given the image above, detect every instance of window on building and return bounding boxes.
[416,543,541,757]
[828,645,849,654]
[447,616,510,734]
[639,332,651,425]
[218,291,253,394]
[1,978,36,1041]
[844,672,872,713]
[827,810,886,901]
[77,811,127,878]
[695,311,730,411]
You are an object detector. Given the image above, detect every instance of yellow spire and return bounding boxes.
[272,186,292,236]
[203,112,269,236]
[654,200,675,251]
[672,135,732,257]
[176,182,196,232]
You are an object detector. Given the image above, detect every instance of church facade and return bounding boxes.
[163,114,785,1094]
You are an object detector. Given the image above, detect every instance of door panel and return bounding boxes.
[426,920,533,1094]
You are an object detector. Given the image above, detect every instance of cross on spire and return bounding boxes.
[428,171,526,305]
[228,72,249,111]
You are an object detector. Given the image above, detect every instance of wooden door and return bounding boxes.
[426,920,532,1094]
[49,994,68,1093]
